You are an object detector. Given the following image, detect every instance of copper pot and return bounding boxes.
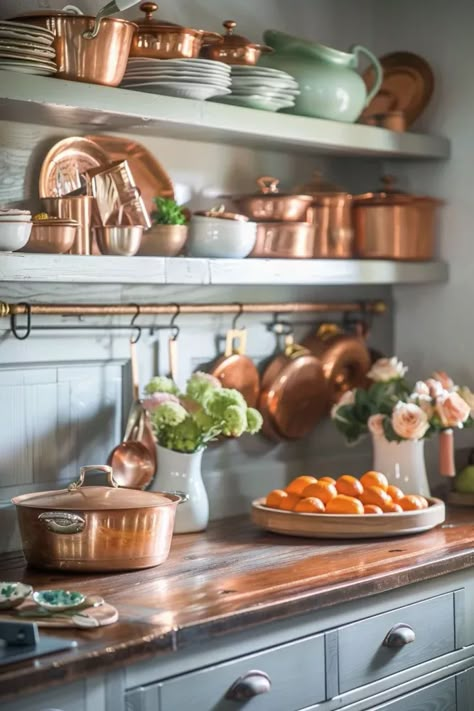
[138,224,188,256]
[12,466,186,572]
[22,219,78,254]
[296,172,354,258]
[11,11,136,86]
[207,329,260,407]
[201,20,273,65]
[353,176,443,260]
[130,2,221,59]
[250,222,314,258]
[233,177,313,222]
[303,324,371,408]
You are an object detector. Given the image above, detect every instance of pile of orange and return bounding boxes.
[265,471,429,515]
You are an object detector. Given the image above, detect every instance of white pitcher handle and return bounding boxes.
[61,5,84,14]
[352,44,383,107]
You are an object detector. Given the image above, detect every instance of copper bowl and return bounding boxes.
[12,12,136,86]
[250,222,314,258]
[94,226,144,256]
[22,220,78,254]
[138,224,188,257]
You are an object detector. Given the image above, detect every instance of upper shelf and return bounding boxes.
[0,254,448,286]
[0,71,449,160]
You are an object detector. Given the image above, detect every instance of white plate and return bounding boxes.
[0,60,56,75]
[0,20,54,38]
[0,50,56,66]
[211,94,295,111]
[231,66,297,78]
[124,68,231,79]
[232,77,299,89]
[0,40,55,58]
[230,86,300,97]
[124,82,231,100]
[126,58,230,73]
[0,28,54,46]
[123,75,230,87]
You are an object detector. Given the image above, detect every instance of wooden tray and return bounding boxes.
[251,497,445,539]
[0,600,118,628]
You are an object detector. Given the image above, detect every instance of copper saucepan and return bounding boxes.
[12,466,186,572]
[201,20,273,65]
[259,331,328,441]
[208,328,260,407]
[303,323,371,408]
[233,177,313,222]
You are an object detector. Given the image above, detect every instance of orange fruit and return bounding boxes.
[336,475,364,498]
[412,495,429,509]
[382,501,404,513]
[279,493,302,511]
[265,489,289,509]
[364,504,384,515]
[387,485,404,502]
[286,475,318,495]
[319,476,337,485]
[360,471,389,492]
[360,485,392,508]
[326,495,364,515]
[302,481,338,504]
[293,497,325,513]
[399,495,425,511]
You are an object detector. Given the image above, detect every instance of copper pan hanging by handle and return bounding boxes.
[208,327,260,408]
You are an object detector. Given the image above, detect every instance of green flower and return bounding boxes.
[204,388,246,418]
[145,376,180,396]
[186,371,221,405]
[246,408,263,434]
[152,402,187,428]
[222,405,247,437]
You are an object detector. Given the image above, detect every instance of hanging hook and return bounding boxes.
[10,303,32,340]
[232,303,245,330]
[129,304,142,344]
[169,304,180,340]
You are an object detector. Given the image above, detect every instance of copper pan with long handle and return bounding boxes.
[207,328,260,407]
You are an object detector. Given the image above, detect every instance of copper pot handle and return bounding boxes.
[257,176,279,194]
[68,465,119,491]
[160,490,189,505]
[38,511,86,535]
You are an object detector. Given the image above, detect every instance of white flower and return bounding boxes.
[368,413,385,437]
[413,381,430,397]
[330,389,355,419]
[391,402,429,440]
[367,357,408,383]
[425,378,445,399]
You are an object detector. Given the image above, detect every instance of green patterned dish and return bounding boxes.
[33,589,86,612]
[0,581,33,609]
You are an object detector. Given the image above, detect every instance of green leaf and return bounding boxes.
[151,197,187,225]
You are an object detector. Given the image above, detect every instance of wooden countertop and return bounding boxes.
[1,508,474,700]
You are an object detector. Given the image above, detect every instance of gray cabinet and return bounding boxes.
[366,676,456,710]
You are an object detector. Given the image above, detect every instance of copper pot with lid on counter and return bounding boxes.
[233,176,313,222]
[201,20,273,65]
[353,176,443,260]
[296,172,354,258]
[12,465,187,572]
[130,2,221,59]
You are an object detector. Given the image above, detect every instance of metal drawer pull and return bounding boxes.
[383,623,416,648]
[225,670,272,700]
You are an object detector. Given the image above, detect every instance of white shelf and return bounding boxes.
[0,254,449,286]
[0,71,449,160]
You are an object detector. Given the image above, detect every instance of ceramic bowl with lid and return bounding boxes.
[188,208,257,258]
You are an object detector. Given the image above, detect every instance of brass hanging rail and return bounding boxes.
[0,301,387,318]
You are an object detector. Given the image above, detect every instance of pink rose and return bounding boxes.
[391,402,429,440]
[432,370,455,391]
[413,381,430,397]
[368,414,386,437]
[459,387,474,417]
[143,392,179,412]
[367,357,407,383]
[425,378,445,399]
[436,391,470,428]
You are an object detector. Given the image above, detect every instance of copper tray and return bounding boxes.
[86,135,174,214]
[361,52,434,127]
[39,137,109,198]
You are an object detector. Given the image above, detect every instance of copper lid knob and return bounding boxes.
[140,2,158,20]
[223,20,237,34]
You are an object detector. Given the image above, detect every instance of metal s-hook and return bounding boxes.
[169,303,181,340]
[10,303,32,340]
[168,304,180,382]
[232,303,245,330]
[130,304,142,344]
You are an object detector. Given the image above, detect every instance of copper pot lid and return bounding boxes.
[134,2,218,38]
[213,20,272,52]
[237,176,313,202]
[194,205,249,221]
[354,175,443,206]
[13,466,172,510]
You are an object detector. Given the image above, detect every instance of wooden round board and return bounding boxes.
[251,497,445,539]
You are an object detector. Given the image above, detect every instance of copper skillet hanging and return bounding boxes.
[207,310,260,407]
[303,322,371,409]
[259,324,328,441]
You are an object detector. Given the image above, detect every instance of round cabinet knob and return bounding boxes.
[383,623,416,648]
[225,670,272,701]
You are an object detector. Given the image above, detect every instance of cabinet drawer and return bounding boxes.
[338,592,456,693]
[127,633,325,711]
[366,676,456,709]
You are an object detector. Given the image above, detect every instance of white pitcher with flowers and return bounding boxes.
[331,357,473,496]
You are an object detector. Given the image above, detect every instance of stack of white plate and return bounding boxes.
[0,209,32,251]
[0,20,56,76]
[212,66,300,112]
[121,58,232,101]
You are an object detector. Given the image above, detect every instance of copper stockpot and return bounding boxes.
[303,324,371,408]
[233,177,313,222]
[353,176,443,260]
[250,222,314,258]
[296,172,354,258]
[130,2,221,59]
[201,20,273,65]
[12,11,136,86]
[12,466,186,572]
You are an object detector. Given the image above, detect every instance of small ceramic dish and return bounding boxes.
[33,589,86,612]
[0,581,33,609]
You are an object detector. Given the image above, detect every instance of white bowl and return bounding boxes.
[0,221,32,251]
[188,216,257,258]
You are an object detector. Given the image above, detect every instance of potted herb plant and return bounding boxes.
[138,197,188,256]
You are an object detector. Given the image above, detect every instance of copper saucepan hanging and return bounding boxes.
[208,328,260,407]
[303,323,371,408]
[259,329,328,441]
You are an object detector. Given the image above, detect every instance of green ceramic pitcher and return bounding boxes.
[261,30,383,123]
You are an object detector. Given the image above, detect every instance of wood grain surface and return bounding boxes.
[0,508,473,700]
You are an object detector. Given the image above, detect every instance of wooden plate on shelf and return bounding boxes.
[361,52,434,127]
[251,497,445,539]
